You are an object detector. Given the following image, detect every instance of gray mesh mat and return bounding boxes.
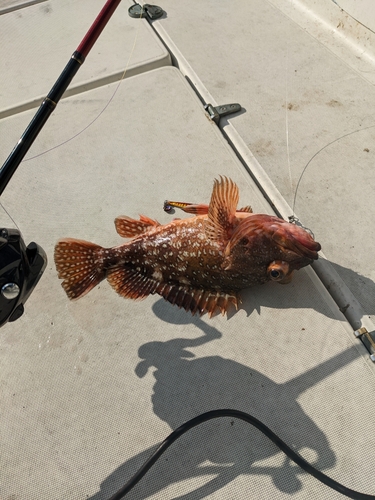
[152,0,375,326]
[0,0,170,116]
[1,67,375,499]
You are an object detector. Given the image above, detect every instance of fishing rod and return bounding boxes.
[0,0,124,327]
[0,0,123,195]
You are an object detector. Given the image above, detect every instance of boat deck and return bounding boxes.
[1,1,375,499]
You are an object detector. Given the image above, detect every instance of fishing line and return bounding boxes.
[284,1,375,219]
[0,4,144,227]
[0,201,20,231]
[292,123,375,215]
[284,0,294,211]
[23,7,144,162]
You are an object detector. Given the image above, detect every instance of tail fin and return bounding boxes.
[54,238,107,300]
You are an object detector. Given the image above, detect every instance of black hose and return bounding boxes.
[107,409,374,500]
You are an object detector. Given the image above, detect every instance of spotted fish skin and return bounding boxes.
[54,177,321,316]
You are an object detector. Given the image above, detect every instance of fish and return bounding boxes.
[54,177,321,317]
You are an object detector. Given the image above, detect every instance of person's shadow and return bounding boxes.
[88,300,363,500]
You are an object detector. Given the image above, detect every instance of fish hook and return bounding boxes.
[288,215,315,239]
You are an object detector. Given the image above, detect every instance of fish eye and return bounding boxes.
[269,268,286,281]
[240,237,249,246]
[268,261,290,282]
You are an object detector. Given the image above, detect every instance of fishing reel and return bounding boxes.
[0,0,164,329]
[0,228,47,328]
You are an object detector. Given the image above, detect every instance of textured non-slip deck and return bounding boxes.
[0,0,170,116]
[152,0,375,327]
[1,2,375,499]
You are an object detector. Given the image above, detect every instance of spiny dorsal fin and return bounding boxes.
[238,205,253,213]
[205,177,239,244]
[115,215,160,238]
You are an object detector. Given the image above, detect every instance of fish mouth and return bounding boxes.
[273,222,321,261]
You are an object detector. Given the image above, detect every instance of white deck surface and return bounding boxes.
[1,2,375,500]
[0,0,170,117]
[152,0,375,327]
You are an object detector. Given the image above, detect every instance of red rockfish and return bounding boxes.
[54,177,321,316]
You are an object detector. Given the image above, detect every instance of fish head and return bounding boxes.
[224,215,321,283]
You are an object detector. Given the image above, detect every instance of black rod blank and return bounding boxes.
[0,0,122,196]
